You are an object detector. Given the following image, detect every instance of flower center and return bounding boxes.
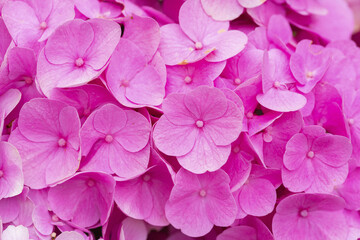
[120,80,129,87]
[0,170,3,178]
[143,174,151,182]
[307,151,315,159]
[23,76,33,84]
[300,209,308,217]
[199,189,207,197]
[195,42,203,50]
[273,81,281,88]
[234,78,241,85]
[233,146,240,153]
[348,118,355,125]
[87,179,95,187]
[40,21,47,30]
[58,138,66,147]
[105,134,113,143]
[75,58,84,67]
[51,232,57,239]
[306,71,314,80]
[246,112,254,119]
[184,76,192,84]
[83,108,91,116]
[51,214,59,222]
[196,120,204,128]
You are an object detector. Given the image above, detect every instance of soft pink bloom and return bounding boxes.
[233,165,280,218]
[282,125,352,193]
[166,60,225,95]
[153,86,244,174]
[9,98,81,189]
[106,39,165,108]
[75,0,123,19]
[272,193,348,240]
[48,172,115,228]
[37,18,121,96]
[57,231,85,240]
[0,141,23,199]
[165,168,237,237]
[114,155,173,226]
[290,40,330,93]
[158,0,248,65]
[49,84,118,121]
[200,0,267,21]
[286,0,328,15]
[256,49,307,112]
[2,225,29,240]
[80,103,150,179]
[2,0,75,46]
[336,168,360,210]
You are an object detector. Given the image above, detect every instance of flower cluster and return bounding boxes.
[0,0,359,239]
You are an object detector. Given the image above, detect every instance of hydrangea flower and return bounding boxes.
[48,172,115,228]
[282,125,352,193]
[158,0,248,65]
[165,168,237,237]
[153,86,243,174]
[9,98,81,189]
[80,103,151,179]
[37,18,121,96]
[0,142,23,199]
[2,0,75,46]
[272,193,348,240]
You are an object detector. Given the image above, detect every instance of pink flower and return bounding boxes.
[256,49,307,112]
[165,168,237,237]
[9,98,81,189]
[48,172,115,228]
[114,154,174,226]
[272,193,348,240]
[290,40,331,93]
[158,0,248,65]
[153,86,244,174]
[106,39,165,108]
[0,142,23,199]
[282,125,352,193]
[37,18,121,96]
[80,103,151,179]
[2,0,75,46]
[200,0,267,21]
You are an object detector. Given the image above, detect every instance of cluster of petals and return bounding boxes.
[0,0,359,239]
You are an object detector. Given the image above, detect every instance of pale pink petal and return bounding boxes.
[282,159,315,192]
[153,117,198,156]
[238,0,267,8]
[239,178,276,216]
[283,133,308,170]
[92,104,127,134]
[200,0,243,21]
[57,231,85,240]
[179,0,229,42]
[120,218,148,240]
[2,225,29,240]
[161,93,198,125]
[32,206,53,235]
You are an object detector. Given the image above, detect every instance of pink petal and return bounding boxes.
[217,226,257,240]
[162,93,197,125]
[32,206,53,235]
[2,225,29,240]
[283,133,308,170]
[57,231,85,240]
[92,104,127,135]
[200,0,243,21]
[256,88,307,112]
[179,0,229,42]
[153,117,198,156]
[282,159,315,192]
[238,0,267,8]
[239,178,276,216]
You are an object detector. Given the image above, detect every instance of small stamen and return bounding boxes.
[23,76,33,84]
[184,76,192,84]
[40,21,47,30]
[300,209,308,217]
[348,118,355,125]
[196,120,204,128]
[307,151,315,159]
[199,189,207,197]
[274,81,281,88]
[58,138,66,147]
[234,78,241,85]
[195,42,203,50]
[306,71,314,80]
[143,174,151,182]
[120,80,129,87]
[87,179,95,187]
[51,214,59,222]
[105,134,113,143]
[246,112,254,119]
[51,232,57,239]
[75,58,84,67]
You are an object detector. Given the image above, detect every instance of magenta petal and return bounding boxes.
[32,206,53,236]
[92,104,127,134]
[161,94,198,125]
[282,159,315,192]
[283,133,308,170]
[217,226,257,240]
